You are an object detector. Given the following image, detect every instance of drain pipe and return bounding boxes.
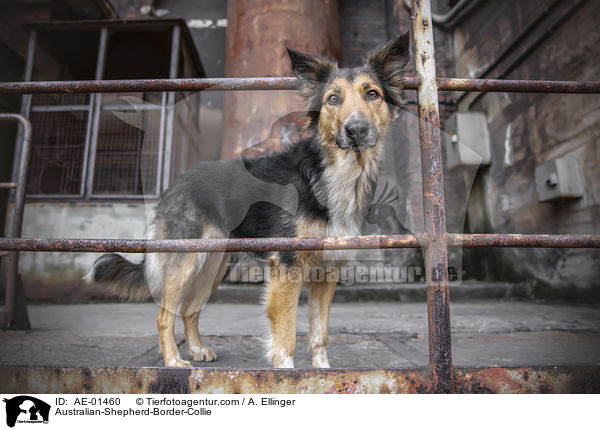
[402,0,483,30]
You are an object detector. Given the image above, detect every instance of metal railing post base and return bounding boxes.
[1,274,30,330]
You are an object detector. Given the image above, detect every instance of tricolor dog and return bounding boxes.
[91,33,410,368]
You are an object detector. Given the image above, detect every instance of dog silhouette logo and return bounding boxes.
[3,396,50,427]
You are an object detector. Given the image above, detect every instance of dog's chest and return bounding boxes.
[317,156,377,236]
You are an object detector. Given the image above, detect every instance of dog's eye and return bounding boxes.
[327,94,340,105]
[366,90,380,100]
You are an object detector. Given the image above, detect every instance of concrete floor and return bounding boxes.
[1,301,599,368]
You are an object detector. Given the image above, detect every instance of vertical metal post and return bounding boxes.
[84,26,108,198]
[1,114,32,329]
[162,24,181,191]
[411,0,453,393]
[11,30,36,186]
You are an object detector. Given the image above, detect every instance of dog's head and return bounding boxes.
[287,33,410,153]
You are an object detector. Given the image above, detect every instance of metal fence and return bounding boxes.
[0,113,32,332]
[1,0,600,393]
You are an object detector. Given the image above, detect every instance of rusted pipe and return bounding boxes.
[448,233,600,248]
[222,0,341,158]
[1,76,600,94]
[0,114,32,329]
[0,77,300,94]
[401,0,485,30]
[438,77,600,93]
[412,0,453,394]
[1,234,598,253]
[0,235,422,253]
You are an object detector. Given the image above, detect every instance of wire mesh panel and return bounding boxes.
[31,93,90,107]
[91,106,162,196]
[26,108,88,195]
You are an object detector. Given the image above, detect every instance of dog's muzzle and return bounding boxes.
[337,113,378,151]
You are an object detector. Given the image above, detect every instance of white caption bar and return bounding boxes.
[0,394,595,429]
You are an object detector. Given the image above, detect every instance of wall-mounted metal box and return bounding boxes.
[535,154,584,202]
[444,112,491,169]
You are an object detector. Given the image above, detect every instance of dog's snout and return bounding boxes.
[345,120,369,141]
[337,114,377,150]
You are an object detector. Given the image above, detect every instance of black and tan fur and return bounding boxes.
[90,33,410,368]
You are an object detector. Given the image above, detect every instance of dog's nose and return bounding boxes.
[345,120,369,141]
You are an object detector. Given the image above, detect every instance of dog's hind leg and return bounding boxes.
[306,273,338,368]
[180,253,231,362]
[157,254,196,368]
[264,255,304,368]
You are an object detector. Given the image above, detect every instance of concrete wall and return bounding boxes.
[2,202,151,301]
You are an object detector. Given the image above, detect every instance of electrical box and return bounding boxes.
[535,154,584,202]
[444,112,491,169]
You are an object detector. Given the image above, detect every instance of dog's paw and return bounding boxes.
[190,346,217,362]
[312,360,331,369]
[312,347,330,368]
[166,358,193,368]
[273,356,294,368]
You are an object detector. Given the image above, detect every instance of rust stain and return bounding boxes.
[1,366,599,394]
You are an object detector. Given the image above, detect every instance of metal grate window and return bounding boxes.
[16,21,202,200]
[27,109,88,196]
[92,107,162,196]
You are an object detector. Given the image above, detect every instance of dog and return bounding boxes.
[90,33,410,368]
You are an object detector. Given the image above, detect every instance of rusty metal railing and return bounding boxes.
[1,77,599,95]
[1,0,600,393]
[0,113,32,330]
[0,234,598,253]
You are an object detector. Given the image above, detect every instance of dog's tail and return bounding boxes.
[89,254,151,301]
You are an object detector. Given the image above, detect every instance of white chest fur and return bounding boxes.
[324,151,379,231]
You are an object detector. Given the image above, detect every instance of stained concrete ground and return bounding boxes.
[1,300,599,368]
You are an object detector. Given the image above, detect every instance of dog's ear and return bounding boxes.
[287,48,336,124]
[287,48,336,83]
[366,32,410,105]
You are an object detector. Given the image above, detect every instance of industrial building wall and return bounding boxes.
[454,0,600,295]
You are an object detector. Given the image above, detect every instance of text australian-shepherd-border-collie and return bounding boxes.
[90,33,410,368]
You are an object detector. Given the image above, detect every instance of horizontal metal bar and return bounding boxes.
[0,234,598,253]
[0,235,422,253]
[0,77,303,94]
[0,182,18,189]
[101,103,162,111]
[437,77,600,93]
[1,365,598,394]
[31,104,89,112]
[25,193,84,199]
[1,77,600,94]
[89,193,156,200]
[449,233,600,248]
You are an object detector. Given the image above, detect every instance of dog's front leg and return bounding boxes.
[265,258,303,368]
[157,306,190,367]
[307,271,338,368]
[157,257,195,368]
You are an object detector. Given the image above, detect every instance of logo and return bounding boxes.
[3,396,50,428]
